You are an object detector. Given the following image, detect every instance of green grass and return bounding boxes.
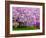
[13,25,39,31]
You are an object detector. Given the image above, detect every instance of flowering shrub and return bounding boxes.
[12,7,40,26]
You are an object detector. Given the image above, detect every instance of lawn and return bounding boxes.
[13,25,40,31]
